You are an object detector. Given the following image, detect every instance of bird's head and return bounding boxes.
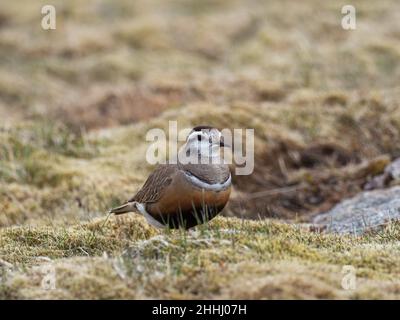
[186,125,228,146]
[183,126,230,162]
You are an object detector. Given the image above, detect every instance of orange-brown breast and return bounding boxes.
[146,170,231,228]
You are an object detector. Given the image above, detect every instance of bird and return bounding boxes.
[109,126,232,229]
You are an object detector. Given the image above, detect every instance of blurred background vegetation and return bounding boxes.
[1,0,400,299]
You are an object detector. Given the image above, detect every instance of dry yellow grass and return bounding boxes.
[1,0,400,299]
[2,216,400,299]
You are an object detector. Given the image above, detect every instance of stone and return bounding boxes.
[313,186,400,235]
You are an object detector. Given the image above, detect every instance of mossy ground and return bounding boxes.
[2,216,400,299]
[1,0,400,299]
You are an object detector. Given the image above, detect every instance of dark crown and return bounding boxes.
[191,125,216,132]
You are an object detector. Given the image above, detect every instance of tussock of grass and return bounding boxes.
[1,216,400,299]
[0,216,156,265]
[1,0,400,299]
[1,86,400,298]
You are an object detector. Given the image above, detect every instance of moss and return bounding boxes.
[1,217,400,299]
[1,0,400,299]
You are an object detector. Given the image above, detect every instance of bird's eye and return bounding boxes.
[197,135,202,141]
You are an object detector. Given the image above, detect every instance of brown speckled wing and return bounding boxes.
[129,164,177,203]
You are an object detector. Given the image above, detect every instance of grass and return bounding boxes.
[2,216,400,299]
[1,0,400,299]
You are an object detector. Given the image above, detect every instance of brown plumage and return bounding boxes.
[110,126,232,229]
[130,165,175,203]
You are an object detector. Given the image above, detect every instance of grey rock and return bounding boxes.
[313,186,400,235]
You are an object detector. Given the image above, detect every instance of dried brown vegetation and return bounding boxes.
[1,0,400,299]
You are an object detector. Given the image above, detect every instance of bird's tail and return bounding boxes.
[109,201,137,215]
